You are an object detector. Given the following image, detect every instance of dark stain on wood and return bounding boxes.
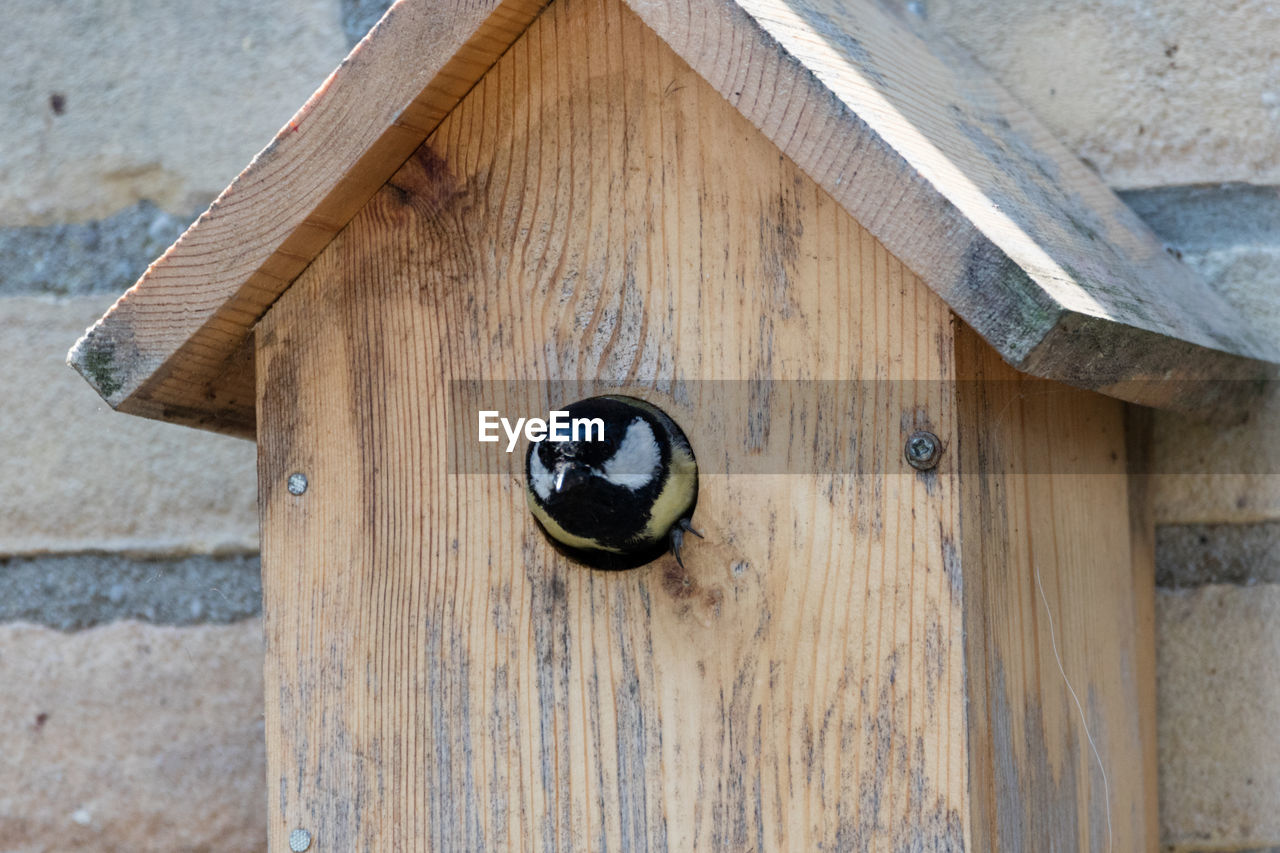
[989,658,1080,852]
[957,238,1057,366]
[255,325,301,509]
[611,582,670,851]
[159,340,255,436]
[940,528,962,600]
[758,186,803,319]
[384,146,471,226]
[660,561,724,622]
[526,555,575,849]
[425,609,487,848]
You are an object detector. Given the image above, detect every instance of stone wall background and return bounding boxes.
[2,0,1276,850]
[2,1,379,850]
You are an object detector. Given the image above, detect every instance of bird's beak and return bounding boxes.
[552,462,589,495]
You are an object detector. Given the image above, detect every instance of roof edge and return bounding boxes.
[624,0,1279,402]
[68,0,551,433]
[1018,311,1278,420]
[71,0,1280,436]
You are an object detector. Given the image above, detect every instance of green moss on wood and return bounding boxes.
[80,338,123,398]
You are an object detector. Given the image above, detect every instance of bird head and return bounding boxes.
[528,414,663,506]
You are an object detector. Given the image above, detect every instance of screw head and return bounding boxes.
[905,430,942,471]
[288,828,312,851]
[286,473,308,496]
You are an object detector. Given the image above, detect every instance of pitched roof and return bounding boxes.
[69,0,1279,438]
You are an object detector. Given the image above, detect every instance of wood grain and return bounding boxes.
[68,0,549,438]
[955,324,1157,851]
[256,0,968,846]
[624,0,1278,413]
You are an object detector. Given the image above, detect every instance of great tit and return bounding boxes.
[525,394,701,570]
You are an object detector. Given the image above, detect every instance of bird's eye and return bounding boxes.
[537,443,559,466]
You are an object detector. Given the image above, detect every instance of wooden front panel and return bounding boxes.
[255,0,966,848]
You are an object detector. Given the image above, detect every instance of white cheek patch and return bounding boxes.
[529,448,555,500]
[602,418,661,489]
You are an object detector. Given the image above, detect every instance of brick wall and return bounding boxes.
[3,0,1276,850]
[0,1,382,850]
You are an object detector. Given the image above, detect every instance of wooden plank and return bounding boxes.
[255,0,969,846]
[68,0,550,438]
[955,323,1157,851]
[625,0,1279,412]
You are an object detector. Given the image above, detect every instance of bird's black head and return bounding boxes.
[527,396,670,516]
[525,395,696,570]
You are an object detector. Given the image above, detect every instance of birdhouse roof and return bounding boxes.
[69,0,1279,438]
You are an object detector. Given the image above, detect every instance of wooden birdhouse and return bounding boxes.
[69,0,1279,849]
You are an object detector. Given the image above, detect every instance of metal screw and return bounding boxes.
[905,430,942,471]
[287,473,308,495]
[288,828,313,852]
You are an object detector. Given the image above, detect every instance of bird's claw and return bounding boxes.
[669,518,704,568]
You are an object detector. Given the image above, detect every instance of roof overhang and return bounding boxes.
[69,0,1280,439]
